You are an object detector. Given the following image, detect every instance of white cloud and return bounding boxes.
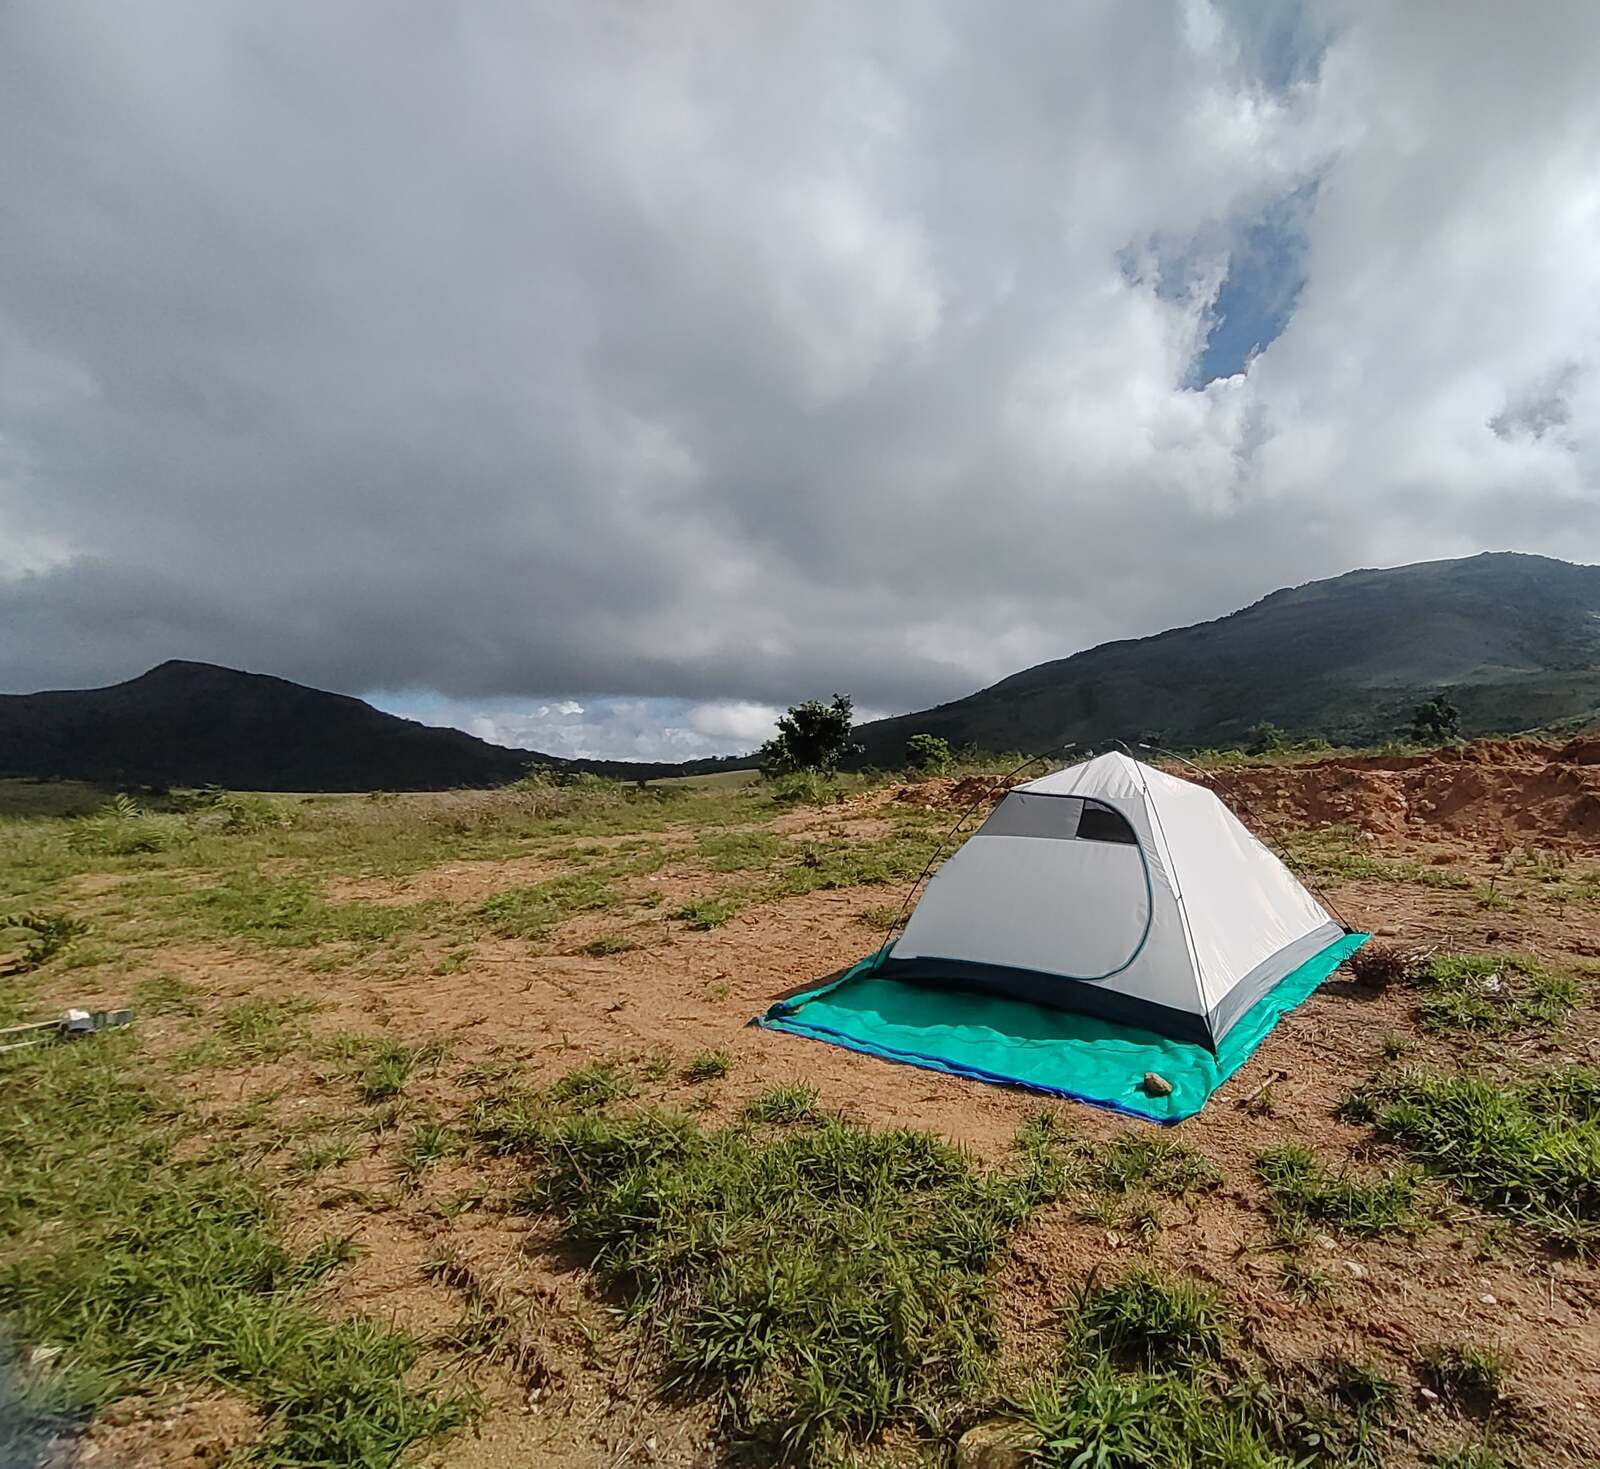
[2,1,1599,723]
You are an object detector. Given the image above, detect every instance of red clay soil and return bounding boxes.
[1195,737,1600,850]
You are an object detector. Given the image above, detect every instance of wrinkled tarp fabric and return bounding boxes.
[757,932,1369,1123]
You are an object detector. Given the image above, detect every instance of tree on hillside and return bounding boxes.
[1409,694,1461,744]
[759,694,860,774]
[904,733,952,773]
[1246,721,1287,755]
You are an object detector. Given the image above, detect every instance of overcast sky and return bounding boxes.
[3,3,1598,759]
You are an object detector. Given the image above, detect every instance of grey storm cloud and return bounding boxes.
[3,2,1600,752]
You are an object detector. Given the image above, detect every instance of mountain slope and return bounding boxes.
[856,552,1600,761]
[0,661,549,791]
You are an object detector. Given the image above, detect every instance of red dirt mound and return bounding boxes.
[893,774,1019,810]
[1196,738,1600,850]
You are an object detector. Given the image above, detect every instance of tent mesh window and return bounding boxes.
[1075,799,1136,844]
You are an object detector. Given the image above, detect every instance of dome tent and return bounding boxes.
[873,752,1345,1052]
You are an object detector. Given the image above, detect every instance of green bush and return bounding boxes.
[904,734,953,774]
[759,695,859,775]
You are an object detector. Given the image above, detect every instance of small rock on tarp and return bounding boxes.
[1142,1070,1174,1097]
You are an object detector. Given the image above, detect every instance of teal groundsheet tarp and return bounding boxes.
[756,932,1369,1123]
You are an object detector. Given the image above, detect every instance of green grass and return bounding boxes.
[1080,1135,1222,1197]
[0,1036,472,1465]
[1416,951,1580,1035]
[477,874,621,941]
[546,1060,636,1111]
[399,1121,461,1184]
[1347,1065,1600,1251]
[1255,1144,1419,1237]
[1014,1277,1410,1469]
[675,895,741,929]
[190,873,438,950]
[331,1035,442,1102]
[1277,1256,1337,1304]
[216,996,322,1061]
[132,972,203,1016]
[467,1094,1070,1462]
[1432,1441,1511,1469]
[694,829,789,872]
[743,1085,820,1124]
[681,1049,731,1083]
[1076,1266,1230,1365]
[1278,826,1473,890]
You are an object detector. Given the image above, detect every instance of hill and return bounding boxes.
[855,552,1600,761]
[0,661,551,791]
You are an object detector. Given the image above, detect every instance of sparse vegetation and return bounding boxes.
[1416,951,1579,1035]
[1256,1144,1419,1237]
[1419,1342,1506,1409]
[0,1036,471,1465]
[466,1093,1070,1461]
[743,1084,820,1124]
[1076,1265,1230,1364]
[674,895,741,929]
[1347,1065,1600,1251]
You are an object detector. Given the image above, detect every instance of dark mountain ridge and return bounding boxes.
[0,661,737,790]
[854,552,1600,761]
[5,553,1598,792]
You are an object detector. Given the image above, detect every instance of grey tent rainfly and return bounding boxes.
[760,754,1368,1122]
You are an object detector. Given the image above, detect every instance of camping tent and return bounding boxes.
[873,752,1344,1051]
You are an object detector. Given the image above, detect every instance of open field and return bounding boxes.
[4,742,1600,1467]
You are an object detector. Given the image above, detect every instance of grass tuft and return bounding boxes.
[1347,1065,1600,1251]
[547,1060,636,1111]
[743,1085,820,1125]
[1076,1265,1230,1366]
[681,1049,731,1083]
[1420,1342,1506,1409]
[1417,952,1579,1035]
[1255,1144,1419,1237]
[675,896,741,930]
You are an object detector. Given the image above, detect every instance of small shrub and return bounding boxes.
[681,1050,731,1083]
[66,794,176,855]
[0,912,92,975]
[1347,941,1426,989]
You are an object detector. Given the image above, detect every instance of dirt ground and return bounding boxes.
[15,744,1600,1468]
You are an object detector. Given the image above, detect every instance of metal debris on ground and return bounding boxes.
[0,1007,134,1054]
